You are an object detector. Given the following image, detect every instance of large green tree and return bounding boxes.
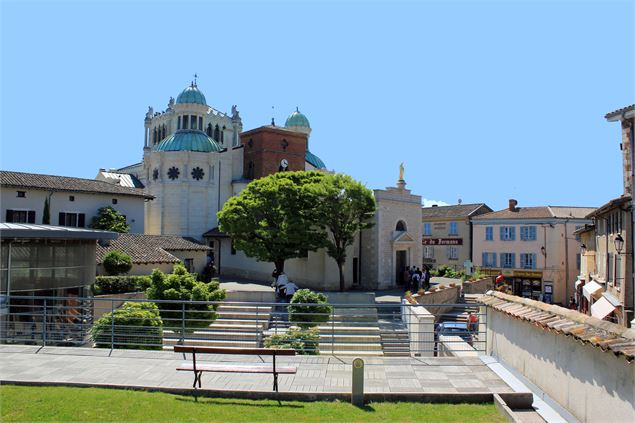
[313,173,375,291]
[91,206,130,233]
[218,171,327,273]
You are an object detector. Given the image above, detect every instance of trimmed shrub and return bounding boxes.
[93,275,151,295]
[265,327,319,355]
[102,250,132,276]
[288,289,332,328]
[146,264,226,331]
[91,302,162,350]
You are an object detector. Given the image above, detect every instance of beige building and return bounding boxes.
[472,200,594,305]
[1,170,151,233]
[96,233,211,276]
[421,203,492,270]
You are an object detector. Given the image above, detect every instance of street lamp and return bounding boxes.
[540,246,547,257]
[614,234,624,254]
[581,244,587,254]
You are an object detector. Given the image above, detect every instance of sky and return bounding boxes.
[1,0,633,211]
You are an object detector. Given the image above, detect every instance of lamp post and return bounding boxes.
[581,243,587,254]
[614,234,624,254]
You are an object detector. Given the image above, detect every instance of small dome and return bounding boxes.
[153,130,221,153]
[285,107,310,128]
[176,83,207,105]
[305,150,326,169]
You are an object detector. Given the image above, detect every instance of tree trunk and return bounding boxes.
[274,259,285,274]
[338,259,345,292]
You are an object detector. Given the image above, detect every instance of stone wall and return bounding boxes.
[462,277,494,294]
[412,285,459,316]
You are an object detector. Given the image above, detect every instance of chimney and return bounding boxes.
[508,199,518,211]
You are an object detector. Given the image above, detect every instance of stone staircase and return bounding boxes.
[317,306,383,356]
[379,325,410,356]
[163,304,272,349]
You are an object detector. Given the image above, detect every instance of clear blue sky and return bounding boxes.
[1,0,633,210]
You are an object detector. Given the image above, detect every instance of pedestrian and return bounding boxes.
[568,296,577,310]
[403,266,412,292]
[285,281,298,303]
[468,312,479,332]
[275,272,288,299]
[423,267,431,291]
[412,271,421,293]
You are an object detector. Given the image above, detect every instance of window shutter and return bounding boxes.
[6,210,14,222]
[520,254,526,268]
[482,252,487,266]
[510,227,516,241]
[27,211,36,224]
[59,212,66,226]
[511,253,516,268]
[500,227,504,240]
[78,213,86,228]
[530,226,536,240]
[493,253,496,267]
[500,253,504,267]
[532,253,537,269]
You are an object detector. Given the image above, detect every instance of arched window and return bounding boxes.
[206,123,212,136]
[161,125,166,140]
[190,115,197,130]
[177,116,181,130]
[182,115,188,129]
[214,124,220,142]
[396,220,407,231]
[199,117,203,130]
[153,128,157,144]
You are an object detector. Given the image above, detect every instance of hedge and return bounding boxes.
[90,302,163,350]
[287,289,332,328]
[264,327,319,355]
[93,276,152,295]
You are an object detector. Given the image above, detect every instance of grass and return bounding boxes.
[0,385,506,422]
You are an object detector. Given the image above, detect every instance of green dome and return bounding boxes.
[153,130,221,153]
[305,150,325,169]
[176,84,207,105]
[285,108,310,128]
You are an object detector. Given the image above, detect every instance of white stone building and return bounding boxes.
[102,81,425,291]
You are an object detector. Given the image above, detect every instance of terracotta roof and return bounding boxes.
[421,203,492,220]
[604,104,635,120]
[96,233,210,264]
[586,195,631,218]
[473,206,595,220]
[1,170,153,199]
[202,227,230,238]
[480,291,635,362]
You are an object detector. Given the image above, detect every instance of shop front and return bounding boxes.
[480,268,552,303]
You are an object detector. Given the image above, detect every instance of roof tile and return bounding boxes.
[96,233,210,264]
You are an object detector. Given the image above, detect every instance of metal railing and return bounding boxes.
[0,295,486,356]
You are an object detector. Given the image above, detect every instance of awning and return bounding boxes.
[591,296,616,320]
[583,280,603,301]
[602,292,622,307]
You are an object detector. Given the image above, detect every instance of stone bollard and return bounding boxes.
[351,358,364,406]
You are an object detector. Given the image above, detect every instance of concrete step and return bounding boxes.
[217,305,272,313]
[217,311,272,320]
[214,318,269,328]
[319,350,384,357]
[317,325,380,334]
[207,323,264,331]
[189,331,259,341]
[163,338,259,348]
[318,342,383,351]
[318,334,382,343]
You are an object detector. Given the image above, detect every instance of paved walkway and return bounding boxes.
[0,345,513,394]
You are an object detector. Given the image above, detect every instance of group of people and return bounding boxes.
[271,269,298,302]
[403,266,431,293]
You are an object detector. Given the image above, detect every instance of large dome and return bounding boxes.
[305,150,326,169]
[285,108,310,128]
[153,130,221,153]
[176,83,207,105]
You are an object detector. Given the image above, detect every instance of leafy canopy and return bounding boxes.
[102,250,132,276]
[218,171,327,270]
[91,206,130,233]
[146,263,226,330]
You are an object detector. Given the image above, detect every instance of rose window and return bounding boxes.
[167,166,180,180]
[191,167,205,181]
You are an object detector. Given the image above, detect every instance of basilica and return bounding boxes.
[100,81,423,291]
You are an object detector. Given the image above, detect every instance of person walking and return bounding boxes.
[403,266,412,292]
[423,267,431,291]
[468,312,479,333]
[285,281,298,303]
[411,270,421,293]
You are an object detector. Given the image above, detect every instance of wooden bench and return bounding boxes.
[174,346,297,392]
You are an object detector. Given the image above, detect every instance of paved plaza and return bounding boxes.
[0,345,513,394]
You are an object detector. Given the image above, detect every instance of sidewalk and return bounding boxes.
[0,345,513,394]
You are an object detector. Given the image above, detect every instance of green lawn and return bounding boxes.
[1,385,505,422]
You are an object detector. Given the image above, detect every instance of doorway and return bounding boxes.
[396,250,407,285]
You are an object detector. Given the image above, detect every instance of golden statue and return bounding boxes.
[399,162,405,180]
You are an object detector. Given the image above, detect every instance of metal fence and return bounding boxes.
[0,295,486,357]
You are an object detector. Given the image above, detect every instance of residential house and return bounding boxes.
[472,199,594,305]
[421,203,492,271]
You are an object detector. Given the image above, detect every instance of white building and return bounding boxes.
[1,170,151,233]
[101,81,425,291]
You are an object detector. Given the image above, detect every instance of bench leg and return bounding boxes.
[193,371,203,389]
[273,372,278,393]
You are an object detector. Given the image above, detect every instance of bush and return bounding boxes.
[90,302,162,350]
[432,265,464,279]
[287,289,332,328]
[146,264,226,331]
[103,250,132,276]
[265,327,319,355]
[94,275,151,295]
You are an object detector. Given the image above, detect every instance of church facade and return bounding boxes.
[103,81,422,291]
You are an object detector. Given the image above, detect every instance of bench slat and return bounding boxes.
[174,346,296,356]
[177,364,297,374]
